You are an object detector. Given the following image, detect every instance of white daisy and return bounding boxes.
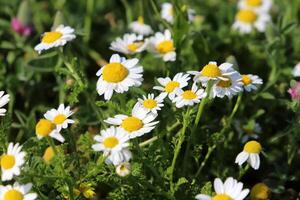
[0,143,25,181]
[135,93,164,114]
[106,148,132,166]
[44,104,75,131]
[210,67,243,99]
[116,162,131,177]
[104,104,159,139]
[173,84,206,108]
[292,62,300,77]
[238,0,272,12]
[147,29,176,62]
[35,119,65,143]
[195,177,249,200]
[0,182,37,200]
[0,91,9,116]
[34,24,76,54]
[110,33,146,55]
[96,54,143,100]
[239,74,263,92]
[161,3,174,24]
[153,72,190,100]
[232,9,271,34]
[129,16,153,36]
[235,140,262,170]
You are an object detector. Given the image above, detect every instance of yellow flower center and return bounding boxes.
[4,189,23,200]
[102,63,129,83]
[246,0,262,6]
[242,75,252,85]
[127,43,139,52]
[217,77,232,88]
[1,155,16,169]
[212,194,232,200]
[250,183,270,200]
[237,9,257,23]
[53,114,67,125]
[121,117,143,132]
[200,63,221,78]
[36,119,55,137]
[143,99,157,109]
[155,40,174,54]
[168,7,174,16]
[43,147,55,164]
[182,90,197,100]
[103,137,119,148]
[138,16,144,24]
[165,81,180,93]
[42,31,63,44]
[244,141,262,153]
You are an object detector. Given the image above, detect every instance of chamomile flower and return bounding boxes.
[232,9,271,34]
[173,84,206,108]
[104,104,159,139]
[240,74,263,92]
[235,140,262,170]
[129,16,153,36]
[0,91,9,116]
[250,183,270,200]
[189,62,235,84]
[0,182,37,200]
[195,177,249,200]
[35,119,65,143]
[0,143,25,181]
[153,73,190,100]
[110,33,146,55]
[135,93,164,114]
[238,0,272,12]
[116,162,131,177]
[44,104,75,131]
[106,148,132,166]
[147,29,176,62]
[34,24,76,54]
[96,54,143,100]
[292,62,300,77]
[161,3,174,24]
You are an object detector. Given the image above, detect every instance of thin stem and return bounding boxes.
[194,145,216,178]
[228,93,243,123]
[139,136,158,147]
[149,0,173,31]
[83,0,94,43]
[238,164,250,179]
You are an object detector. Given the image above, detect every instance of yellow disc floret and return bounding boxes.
[246,0,262,6]
[53,114,67,125]
[143,99,157,109]
[36,119,55,137]
[42,32,63,44]
[121,117,143,132]
[182,90,197,100]
[212,194,232,200]
[217,77,232,88]
[244,141,262,153]
[242,75,252,85]
[156,40,174,54]
[237,9,257,23]
[138,16,144,24]
[4,189,23,200]
[102,63,129,83]
[165,81,180,93]
[127,43,138,52]
[200,63,221,78]
[1,155,16,169]
[250,183,270,200]
[103,137,119,148]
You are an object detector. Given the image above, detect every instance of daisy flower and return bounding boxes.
[44,104,75,131]
[104,104,159,139]
[116,162,131,177]
[232,9,271,34]
[173,84,206,108]
[34,24,76,54]
[240,74,263,92]
[0,143,25,181]
[96,54,143,100]
[0,182,37,200]
[135,93,164,114]
[147,29,176,62]
[106,148,132,166]
[292,62,300,77]
[250,183,270,200]
[238,0,272,12]
[153,73,190,100]
[235,140,262,170]
[0,91,9,116]
[35,119,65,143]
[110,33,146,55]
[129,16,153,36]
[195,177,249,200]
[161,3,174,24]
[189,62,235,85]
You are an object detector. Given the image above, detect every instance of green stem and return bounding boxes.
[194,145,216,178]
[139,136,158,147]
[228,93,243,123]
[83,0,94,43]
[238,164,250,179]
[149,0,173,31]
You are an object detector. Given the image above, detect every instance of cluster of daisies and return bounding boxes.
[232,0,272,34]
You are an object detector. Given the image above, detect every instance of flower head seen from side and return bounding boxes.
[232,9,270,34]
[129,16,153,36]
[153,73,190,100]
[235,140,262,170]
[104,104,159,139]
[116,162,131,177]
[147,29,176,62]
[238,0,272,12]
[110,33,146,55]
[195,177,249,200]
[135,93,164,114]
[44,104,75,131]
[0,91,9,116]
[250,183,270,200]
[292,62,300,77]
[35,119,65,143]
[288,82,300,101]
[0,143,26,181]
[161,3,174,24]
[0,182,37,200]
[173,84,206,108]
[34,24,76,54]
[235,120,261,143]
[96,54,143,100]
[240,74,263,92]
